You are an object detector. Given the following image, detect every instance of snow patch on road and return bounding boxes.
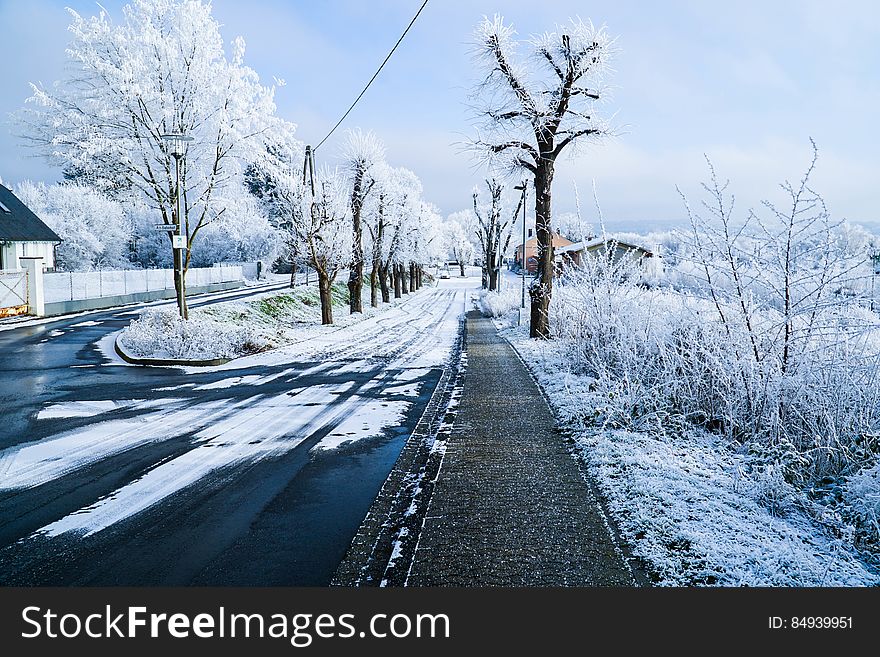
[193,375,264,391]
[14,281,476,539]
[35,383,370,537]
[313,399,409,451]
[37,400,141,419]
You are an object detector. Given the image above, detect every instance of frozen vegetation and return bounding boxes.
[119,277,428,361]
[492,152,880,585]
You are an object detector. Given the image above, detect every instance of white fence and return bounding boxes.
[43,266,243,303]
[0,270,28,314]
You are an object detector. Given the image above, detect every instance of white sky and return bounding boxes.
[1,0,878,231]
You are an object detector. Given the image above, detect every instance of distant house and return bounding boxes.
[0,185,61,271]
[557,237,662,278]
[514,232,574,273]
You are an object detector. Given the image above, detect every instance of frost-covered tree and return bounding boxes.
[472,179,517,291]
[362,162,393,306]
[470,15,615,337]
[402,202,442,290]
[443,212,477,277]
[290,169,351,324]
[243,124,306,285]
[343,129,384,314]
[15,181,132,271]
[187,189,281,267]
[367,166,423,302]
[17,0,285,317]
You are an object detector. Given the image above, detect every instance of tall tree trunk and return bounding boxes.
[401,263,409,294]
[348,170,365,314]
[488,260,499,292]
[416,266,422,289]
[394,264,402,298]
[318,271,334,325]
[459,261,466,277]
[379,264,391,303]
[409,263,416,291]
[370,259,379,308]
[529,160,555,339]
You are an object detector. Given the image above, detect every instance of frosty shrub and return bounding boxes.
[120,308,265,360]
[549,147,880,539]
[478,287,521,318]
[844,462,880,548]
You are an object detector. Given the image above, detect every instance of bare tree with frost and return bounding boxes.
[343,130,385,314]
[472,178,519,291]
[290,169,352,325]
[470,14,615,337]
[443,212,477,277]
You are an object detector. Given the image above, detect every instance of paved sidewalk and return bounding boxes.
[407,311,635,586]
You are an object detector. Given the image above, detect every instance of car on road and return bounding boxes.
[440,265,451,279]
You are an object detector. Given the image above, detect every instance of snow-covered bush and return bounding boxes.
[546,149,880,551]
[844,462,880,548]
[477,287,520,318]
[119,308,265,360]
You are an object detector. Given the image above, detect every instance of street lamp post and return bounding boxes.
[514,181,529,310]
[869,247,880,313]
[161,133,193,319]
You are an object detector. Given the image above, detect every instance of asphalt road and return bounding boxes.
[0,278,469,585]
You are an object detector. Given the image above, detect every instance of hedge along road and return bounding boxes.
[0,275,473,585]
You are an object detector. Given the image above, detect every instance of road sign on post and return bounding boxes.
[154,223,178,231]
[172,235,186,249]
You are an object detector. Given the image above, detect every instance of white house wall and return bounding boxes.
[0,242,55,271]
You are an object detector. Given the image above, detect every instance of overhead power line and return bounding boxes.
[313,0,429,152]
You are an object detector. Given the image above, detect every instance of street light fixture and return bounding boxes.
[161,132,193,319]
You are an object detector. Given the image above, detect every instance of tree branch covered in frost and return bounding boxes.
[468,14,616,173]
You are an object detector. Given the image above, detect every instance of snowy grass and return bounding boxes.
[120,279,426,361]
[506,326,879,586]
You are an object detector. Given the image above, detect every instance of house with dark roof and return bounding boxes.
[0,184,61,271]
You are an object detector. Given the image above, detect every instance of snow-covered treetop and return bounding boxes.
[470,14,617,174]
[18,0,287,250]
[342,129,386,174]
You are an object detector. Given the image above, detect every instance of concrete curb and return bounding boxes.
[114,334,230,367]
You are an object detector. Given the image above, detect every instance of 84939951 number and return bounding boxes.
[769,616,853,629]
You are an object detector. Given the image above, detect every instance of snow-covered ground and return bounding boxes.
[118,276,442,361]
[496,302,879,586]
[0,278,473,541]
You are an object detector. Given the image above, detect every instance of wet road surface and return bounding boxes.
[0,279,471,585]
